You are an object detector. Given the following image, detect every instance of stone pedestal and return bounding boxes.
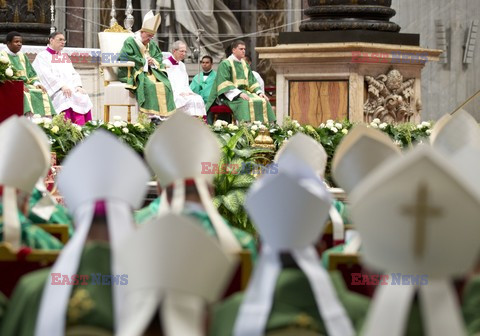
[256,43,442,125]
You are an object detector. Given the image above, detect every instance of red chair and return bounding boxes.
[209,105,236,124]
[0,243,59,297]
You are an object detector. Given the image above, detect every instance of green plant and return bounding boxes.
[82,116,155,156]
[33,114,84,163]
[211,125,273,235]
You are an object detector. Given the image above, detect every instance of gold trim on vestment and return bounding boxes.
[249,82,260,93]
[147,73,170,117]
[261,97,268,122]
[248,94,255,122]
[23,90,34,114]
[42,89,52,116]
[217,80,236,93]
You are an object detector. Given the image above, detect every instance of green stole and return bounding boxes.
[206,57,276,123]
[117,37,176,117]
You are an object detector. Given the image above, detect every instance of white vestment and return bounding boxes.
[32,49,93,114]
[163,57,206,117]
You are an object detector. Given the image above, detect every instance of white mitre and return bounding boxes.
[430,110,480,156]
[141,10,161,34]
[117,213,236,336]
[350,145,480,336]
[332,124,400,195]
[0,116,50,250]
[35,130,150,336]
[144,112,241,253]
[233,155,354,336]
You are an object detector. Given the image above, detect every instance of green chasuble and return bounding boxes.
[206,57,276,123]
[0,203,63,250]
[0,51,56,116]
[135,197,257,261]
[27,187,74,237]
[117,37,176,117]
[0,242,114,336]
[190,70,216,104]
[463,275,480,335]
[209,269,370,335]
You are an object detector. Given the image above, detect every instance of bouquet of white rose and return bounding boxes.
[0,54,16,83]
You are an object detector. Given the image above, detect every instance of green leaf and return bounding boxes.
[226,128,245,150]
[231,174,256,188]
[212,195,223,208]
[222,189,245,214]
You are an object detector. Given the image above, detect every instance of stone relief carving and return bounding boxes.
[364,69,421,123]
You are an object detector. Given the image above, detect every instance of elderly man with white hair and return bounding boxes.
[163,40,206,118]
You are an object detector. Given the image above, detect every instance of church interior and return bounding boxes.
[0,0,480,335]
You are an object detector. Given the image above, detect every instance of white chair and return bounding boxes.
[98,24,136,122]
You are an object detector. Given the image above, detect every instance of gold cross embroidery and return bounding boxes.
[402,183,442,258]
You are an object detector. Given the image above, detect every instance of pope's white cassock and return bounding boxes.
[163,56,206,117]
[32,49,93,115]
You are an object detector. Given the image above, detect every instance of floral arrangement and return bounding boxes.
[82,115,155,156]
[0,54,17,83]
[33,114,155,163]
[35,115,432,235]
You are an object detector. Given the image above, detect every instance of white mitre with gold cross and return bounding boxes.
[430,110,480,156]
[332,125,401,195]
[349,145,480,336]
[233,155,355,336]
[275,132,345,243]
[117,213,236,336]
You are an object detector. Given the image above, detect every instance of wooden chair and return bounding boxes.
[0,243,59,297]
[222,250,253,297]
[98,23,137,122]
[209,105,235,124]
[34,223,70,244]
[328,252,376,298]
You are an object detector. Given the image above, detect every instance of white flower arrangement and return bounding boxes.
[379,122,388,130]
[227,124,239,131]
[5,67,13,77]
[0,55,9,64]
[122,127,129,134]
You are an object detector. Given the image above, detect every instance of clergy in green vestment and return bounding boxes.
[0,241,114,336]
[27,185,74,237]
[210,264,369,336]
[1,32,56,117]
[206,40,276,124]
[117,11,176,118]
[0,129,151,336]
[463,273,480,335]
[0,200,63,250]
[190,55,217,104]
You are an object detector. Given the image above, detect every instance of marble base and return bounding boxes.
[256,42,442,125]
